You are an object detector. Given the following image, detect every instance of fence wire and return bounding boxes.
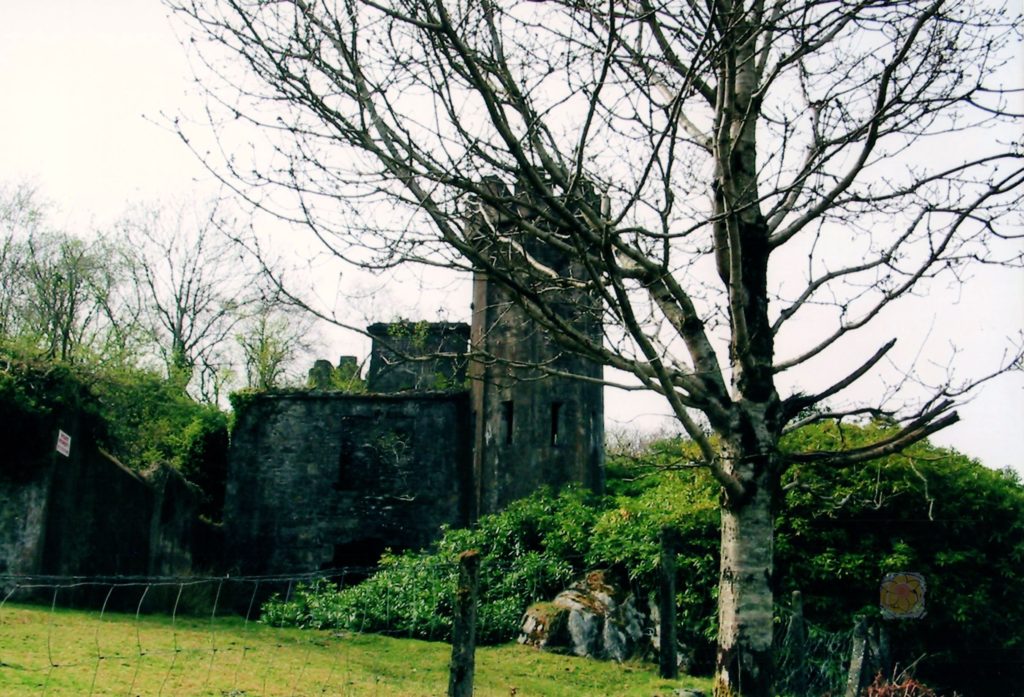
[0,569,381,697]
[773,601,858,697]
[0,560,578,697]
[3,566,860,696]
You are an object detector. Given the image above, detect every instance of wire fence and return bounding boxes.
[0,559,662,697]
[774,598,858,697]
[0,569,392,697]
[1,565,873,697]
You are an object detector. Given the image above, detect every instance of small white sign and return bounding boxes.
[55,430,71,457]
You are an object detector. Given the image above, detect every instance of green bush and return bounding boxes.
[589,470,719,655]
[0,341,231,518]
[262,488,595,644]
[776,421,1024,696]
[262,561,457,639]
[175,406,230,522]
[262,425,1023,693]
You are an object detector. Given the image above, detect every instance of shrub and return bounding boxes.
[262,425,1024,694]
[175,406,230,522]
[0,341,231,519]
[262,488,596,643]
[776,421,1024,696]
[865,673,938,697]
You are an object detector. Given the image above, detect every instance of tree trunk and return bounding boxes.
[714,464,774,697]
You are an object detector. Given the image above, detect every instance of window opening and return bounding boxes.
[550,402,564,447]
[334,415,372,490]
[334,435,355,490]
[501,400,514,445]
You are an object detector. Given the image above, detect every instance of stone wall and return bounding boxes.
[467,183,606,516]
[0,469,51,576]
[0,403,71,577]
[147,466,205,576]
[366,321,470,393]
[0,410,201,580]
[224,391,471,574]
[42,444,153,577]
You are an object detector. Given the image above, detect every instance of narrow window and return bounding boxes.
[550,402,563,447]
[334,435,354,490]
[334,415,371,490]
[501,400,514,445]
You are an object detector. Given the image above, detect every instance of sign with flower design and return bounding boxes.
[880,572,926,619]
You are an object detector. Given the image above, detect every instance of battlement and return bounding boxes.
[366,321,470,393]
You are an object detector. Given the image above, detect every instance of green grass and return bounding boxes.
[0,603,712,696]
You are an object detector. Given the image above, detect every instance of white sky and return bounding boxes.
[2,1,1022,473]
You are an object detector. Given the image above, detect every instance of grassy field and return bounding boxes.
[0,602,712,696]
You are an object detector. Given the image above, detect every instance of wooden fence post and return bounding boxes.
[789,590,808,696]
[878,623,892,681]
[659,527,678,680]
[845,616,869,697]
[448,550,480,697]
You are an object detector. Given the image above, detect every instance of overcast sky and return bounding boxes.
[2,1,1022,473]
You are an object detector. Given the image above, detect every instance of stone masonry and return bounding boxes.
[224,183,606,574]
[225,389,472,574]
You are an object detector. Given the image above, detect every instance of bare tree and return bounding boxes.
[0,186,38,339]
[0,185,134,362]
[20,232,111,361]
[118,201,256,402]
[171,0,1023,693]
[236,297,315,389]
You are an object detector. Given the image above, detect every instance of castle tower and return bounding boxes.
[469,182,605,517]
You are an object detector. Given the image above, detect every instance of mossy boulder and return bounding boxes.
[518,570,648,662]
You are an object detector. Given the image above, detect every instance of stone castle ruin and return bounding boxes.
[0,183,606,580]
[226,286,604,574]
[225,184,606,574]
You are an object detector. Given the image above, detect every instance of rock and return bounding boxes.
[518,570,648,661]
